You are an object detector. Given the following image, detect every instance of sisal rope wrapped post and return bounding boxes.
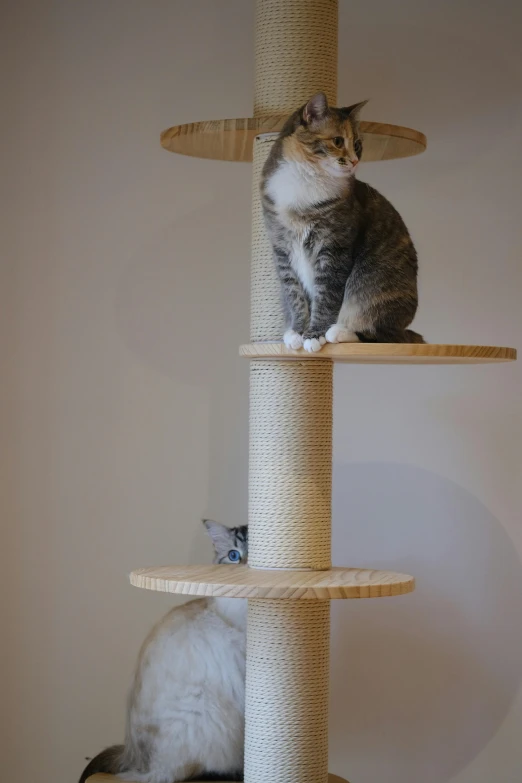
[248,0,338,565]
[246,3,338,783]
[254,0,338,116]
[251,137,283,342]
[245,601,330,783]
[249,360,332,570]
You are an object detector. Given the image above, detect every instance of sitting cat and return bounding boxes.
[79,520,248,783]
[261,91,424,351]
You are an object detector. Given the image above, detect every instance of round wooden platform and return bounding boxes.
[130,564,414,600]
[88,774,350,783]
[160,115,426,163]
[239,343,517,364]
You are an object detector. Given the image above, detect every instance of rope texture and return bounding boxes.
[251,136,284,342]
[247,5,337,781]
[249,361,332,570]
[254,0,338,116]
[245,600,330,783]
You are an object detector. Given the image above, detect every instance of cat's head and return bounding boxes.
[282,92,368,179]
[203,519,248,564]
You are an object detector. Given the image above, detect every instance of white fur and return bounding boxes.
[120,597,247,783]
[283,329,303,350]
[266,161,332,300]
[325,324,359,343]
[266,159,344,212]
[303,336,326,352]
[333,293,365,335]
[290,234,315,297]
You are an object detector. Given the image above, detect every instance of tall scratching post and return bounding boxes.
[249,0,337,570]
[90,2,517,783]
[248,9,336,777]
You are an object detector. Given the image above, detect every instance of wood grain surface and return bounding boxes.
[239,342,517,364]
[130,564,415,600]
[160,115,427,162]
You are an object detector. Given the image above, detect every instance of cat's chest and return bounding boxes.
[266,160,332,213]
[288,230,316,297]
[266,161,336,297]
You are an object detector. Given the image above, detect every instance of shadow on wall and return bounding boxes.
[330,462,522,783]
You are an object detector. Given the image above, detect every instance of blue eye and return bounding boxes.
[228,549,240,562]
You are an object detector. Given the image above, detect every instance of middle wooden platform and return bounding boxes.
[240,343,517,364]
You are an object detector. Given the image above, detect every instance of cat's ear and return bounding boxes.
[342,100,368,122]
[303,92,329,124]
[202,519,232,551]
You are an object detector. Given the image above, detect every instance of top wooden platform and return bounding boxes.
[160,115,427,162]
[240,343,517,364]
[130,565,414,600]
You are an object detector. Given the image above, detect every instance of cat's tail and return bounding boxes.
[79,744,125,783]
[356,329,425,344]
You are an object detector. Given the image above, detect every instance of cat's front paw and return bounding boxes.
[303,334,326,353]
[325,325,360,344]
[283,329,304,350]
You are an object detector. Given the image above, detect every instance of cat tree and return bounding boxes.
[89,2,515,782]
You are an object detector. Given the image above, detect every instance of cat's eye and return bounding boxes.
[228,549,241,562]
[333,136,344,148]
[354,139,362,158]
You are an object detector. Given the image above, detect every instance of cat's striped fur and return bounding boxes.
[79,521,248,783]
[261,91,424,352]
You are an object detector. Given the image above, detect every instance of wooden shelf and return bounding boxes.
[160,115,426,163]
[89,774,350,783]
[240,342,517,364]
[130,564,414,600]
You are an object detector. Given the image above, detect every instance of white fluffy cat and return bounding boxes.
[79,521,248,783]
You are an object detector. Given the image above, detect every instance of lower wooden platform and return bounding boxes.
[130,564,414,599]
[88,775,350,783]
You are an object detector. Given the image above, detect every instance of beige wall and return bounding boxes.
[2,1,521,781]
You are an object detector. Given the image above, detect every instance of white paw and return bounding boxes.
[325,325,360,343]
[303,335,326,353]
[283,329,303,350]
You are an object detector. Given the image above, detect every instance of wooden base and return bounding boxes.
[240,342,517,364]
[130,564,414,599]
[160,114,426,163]
[87,774,350,783]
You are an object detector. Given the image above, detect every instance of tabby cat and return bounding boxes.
[79,521,248,783]
[261,91,424,351]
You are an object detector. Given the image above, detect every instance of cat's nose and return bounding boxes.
[350,158,359,166]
